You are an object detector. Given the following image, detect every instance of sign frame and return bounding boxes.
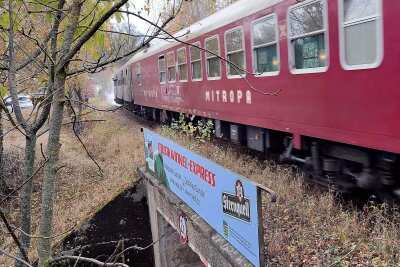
[143,128,276,267]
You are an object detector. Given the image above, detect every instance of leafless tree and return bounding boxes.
[0,0,187,266]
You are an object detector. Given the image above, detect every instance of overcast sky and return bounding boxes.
[118,0,165,33]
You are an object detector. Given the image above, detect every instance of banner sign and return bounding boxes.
[143,128,263,267]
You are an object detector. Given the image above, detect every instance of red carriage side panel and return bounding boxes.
[132,0,400,154]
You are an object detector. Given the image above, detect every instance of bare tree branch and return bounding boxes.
[0,159,47,206]
[72,252,82,267]
[37,119,106,137]
[0,209,29,262]
[50,255,129,267]
[58,0,129,72]
[66,97,103,175]
[67,4,180,76]
[114,234,165,260]
[2,223,77,240]
[0,247,33,267]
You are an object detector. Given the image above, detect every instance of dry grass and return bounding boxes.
[1,107,145,265]
[2,106,399,267]
[160,127,400,267]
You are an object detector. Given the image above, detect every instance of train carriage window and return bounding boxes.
[205,36,221,79]
[252,14,279,75]
[339,0,383,69]
[190,42,202,81]
[288,0,328,73]
[166,52,176,82]
[225,27,246,77]
[177,48,188,82]
[158,55,166,83]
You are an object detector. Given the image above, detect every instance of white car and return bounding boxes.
[4,96,34,111]
[5,99,12,111]
[18,96,33,109]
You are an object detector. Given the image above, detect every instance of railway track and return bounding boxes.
[118,106,378,208]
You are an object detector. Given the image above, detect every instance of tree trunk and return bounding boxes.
[75,88,84,134]
[37,74,66,267]
[0,109,9,195]
[0,109,2,173]
[37,1,83,263]
[15,130,37,267]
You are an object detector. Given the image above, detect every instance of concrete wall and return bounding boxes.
[138,166,254,267]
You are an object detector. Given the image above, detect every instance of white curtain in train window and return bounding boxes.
[289,0,326,70]
[252,15,278,73]
[190,44,202,80]
[177,48,188,81]
[342,0,380,66]
[226,28,245,76]
[205,36,221,78]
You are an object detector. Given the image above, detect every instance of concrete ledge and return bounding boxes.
[138,166,254,267]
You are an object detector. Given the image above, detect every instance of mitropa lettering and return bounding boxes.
[205,89,252,104]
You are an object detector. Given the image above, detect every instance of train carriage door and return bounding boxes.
[122,70,126,102]
[117,71,124,102]
[166,52,177,103]
[177,47,188,100]
[129,67,134,102]
[158,55,168,103]
[135,64,141,103]
[123,68,133,103]
[112,75,117,101]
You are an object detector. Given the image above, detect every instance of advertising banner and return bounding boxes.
[143,128,263,267]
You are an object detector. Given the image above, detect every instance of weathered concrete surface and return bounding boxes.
[139,166,254,267]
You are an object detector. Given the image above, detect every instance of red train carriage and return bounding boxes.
[114,0,400,200]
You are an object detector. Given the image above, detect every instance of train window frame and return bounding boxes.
[338,0,383,70]
[177,47,188,82]
[204,35,222,80]
[190,42,203,82]
[166,51,176,83]
[287,0,329,74]
[224,26,246,79]
[251,13,280,77]
[158,55,166,84]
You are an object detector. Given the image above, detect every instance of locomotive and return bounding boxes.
[113,0,400,201]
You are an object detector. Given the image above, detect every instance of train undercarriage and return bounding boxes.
[117,100,400,203]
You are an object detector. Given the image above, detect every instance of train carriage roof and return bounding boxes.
[118,0,284,71]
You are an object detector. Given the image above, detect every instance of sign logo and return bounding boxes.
[222,180,251,223]
[178,211,188,244]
